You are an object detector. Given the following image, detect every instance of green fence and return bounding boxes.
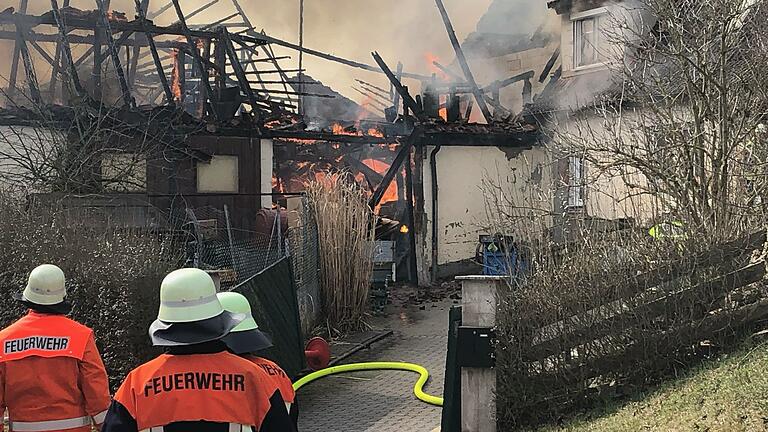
[232,256,306,379]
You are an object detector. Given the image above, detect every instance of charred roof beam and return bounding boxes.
[14,18,42,104]
[169,0,218,120]
[220,28,262,124]
[371,51,428,122]
[49,0,84,97]
[368,128,423,210]
[132,0,173,105]
[95,0,134,107]
[0,13,223,40]
[434,0,492,123]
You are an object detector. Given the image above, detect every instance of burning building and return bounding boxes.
[0,0,564,286]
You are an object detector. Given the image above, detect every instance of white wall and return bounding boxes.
[420,145,552,271]
[260,138,273,209]
[557,111,663,225]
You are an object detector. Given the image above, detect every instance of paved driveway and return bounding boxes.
[297,296,452,432]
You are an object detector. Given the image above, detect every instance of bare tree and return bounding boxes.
[552,0,768,235]
[0,87,190,194]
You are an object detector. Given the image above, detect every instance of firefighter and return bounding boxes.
[217,292,298,424]
[0,264,111,432]
[101,268,297,432]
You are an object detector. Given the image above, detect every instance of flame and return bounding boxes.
[439,107,447,121]
[367,128,384,137]
[278,137,318,145]
[425,53,450,82]
[170,49,182,101]
[362,159,399,206]
[331,123,356,136]
[329,122,385,138]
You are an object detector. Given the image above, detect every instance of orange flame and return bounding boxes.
[362,159,399,206]
[424,53,450,82]
[106,10,127,22]
[439,94,448,121]
[330,122,385,138]
[332,123,356,136]
[367,128,384,137]
[170,49,182,101]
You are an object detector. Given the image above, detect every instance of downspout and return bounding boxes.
[430,144,442,283]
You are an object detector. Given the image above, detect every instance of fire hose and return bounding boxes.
[292,361,444,407]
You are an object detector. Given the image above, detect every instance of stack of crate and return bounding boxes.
[371,241,395,314]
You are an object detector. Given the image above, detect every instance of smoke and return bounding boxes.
[236,0,495,103]
[476,0,552,35]
[0,0,559,112]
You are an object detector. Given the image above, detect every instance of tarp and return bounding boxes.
[233,257,306,379]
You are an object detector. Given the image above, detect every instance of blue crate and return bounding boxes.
[480,235,526,277]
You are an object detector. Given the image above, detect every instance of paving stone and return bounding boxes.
[298,299,452,432]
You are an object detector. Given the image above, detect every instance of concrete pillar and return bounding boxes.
[456,275,502,432]
[259,138,273,209]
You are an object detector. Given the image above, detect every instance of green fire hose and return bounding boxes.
[292,361,444,406]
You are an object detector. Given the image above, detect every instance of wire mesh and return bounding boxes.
[288,197,322,336]
[184,200,321,337]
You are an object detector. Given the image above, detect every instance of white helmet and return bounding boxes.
[157,268,225,323]
[22,264,66,305]
[218,292,273,354]
[149,268,245,346]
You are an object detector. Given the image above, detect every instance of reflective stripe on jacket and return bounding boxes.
[0,311,111,432]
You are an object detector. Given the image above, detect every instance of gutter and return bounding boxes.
[430,144,442,283]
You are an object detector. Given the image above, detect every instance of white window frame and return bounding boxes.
[572,8,609,70]
[567,156,585,209]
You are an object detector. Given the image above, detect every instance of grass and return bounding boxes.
[538,340,768,432]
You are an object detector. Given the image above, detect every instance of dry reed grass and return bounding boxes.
[305,172,375,332]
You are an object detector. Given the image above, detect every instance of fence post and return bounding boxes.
[456,275,501,432]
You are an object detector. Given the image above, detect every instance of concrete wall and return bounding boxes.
[419,145,552,276]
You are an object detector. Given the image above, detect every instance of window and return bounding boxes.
[197,155,239,193]
[573,13,606,68]
[567,156,585,208]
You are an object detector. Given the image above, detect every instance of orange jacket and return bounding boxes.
[244,355,295,404]
[112,351,276,430]
[0,311,111,432]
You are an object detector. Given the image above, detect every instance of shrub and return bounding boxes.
[304,173,375,332]
[0,196,180,391]
[494,227,766,429]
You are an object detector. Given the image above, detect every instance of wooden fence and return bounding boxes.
[497,230,768,428]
